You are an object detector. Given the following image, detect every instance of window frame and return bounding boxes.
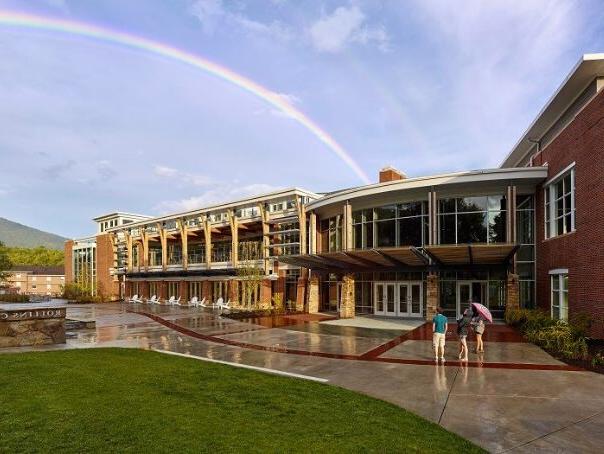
[544,164,575,239]
[549,269,569,321]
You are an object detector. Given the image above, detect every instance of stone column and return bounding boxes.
[426,273,439,321]
[260,278,272,310]
[339,273,355,318]
[506,272,520,314]
[307,275,320,313]
[295,276,307,312]
[275,271,286,307]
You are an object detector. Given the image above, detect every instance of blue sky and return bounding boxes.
[0,0,603,238]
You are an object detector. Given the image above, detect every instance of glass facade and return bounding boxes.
[516,195,535,308]
[438,195,506,244]
[73,243,96,296]
[351,201,428,250]
[439,269,506,319]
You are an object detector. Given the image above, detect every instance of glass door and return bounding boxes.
[409,282,422,317]
[398,284,409,315]
[375,283,396,316]
[457,281,487,316]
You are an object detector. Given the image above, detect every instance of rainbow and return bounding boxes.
[0,10,370,184]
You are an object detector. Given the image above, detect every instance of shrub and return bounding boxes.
[525,322,588,360]
[507,308,589,360]
[0,293,30,303]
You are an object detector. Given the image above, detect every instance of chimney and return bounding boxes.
[379,166,406,183]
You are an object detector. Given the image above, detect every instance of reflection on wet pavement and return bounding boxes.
[3,301,604,452]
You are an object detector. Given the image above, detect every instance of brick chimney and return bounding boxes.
[379,166,406,183]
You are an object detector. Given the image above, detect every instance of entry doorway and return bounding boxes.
[456,281,487,316]
[374,282,422,317]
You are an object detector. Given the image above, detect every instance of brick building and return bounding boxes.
[4,266,65,296]
[65,54,604,337]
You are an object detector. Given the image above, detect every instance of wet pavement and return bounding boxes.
[1,301,603,453]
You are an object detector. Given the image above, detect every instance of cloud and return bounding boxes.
[43,0,70,13]
[188,0,292,41]
[96,160,117,179]
[155,183,282,214]
[308,5,390,53]
[188,0,225,35]
[153,165,178,177]
[43,159,76,180]
[153,164,212,186]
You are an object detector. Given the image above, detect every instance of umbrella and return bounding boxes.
[471,302,493,323]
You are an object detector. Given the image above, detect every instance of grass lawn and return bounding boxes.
[0,349,483,453]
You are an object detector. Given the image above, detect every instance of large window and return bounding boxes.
[320,217,342,252]
[438,195,506,244]
[517,195,535,309]
[550,271,569,321]
[545,166,575,239]
[352,201,427,249]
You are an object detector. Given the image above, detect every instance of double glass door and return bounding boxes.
[456,281,487,316]
[375,282,422,317]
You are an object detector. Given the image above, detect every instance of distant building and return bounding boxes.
[4,266,65,296]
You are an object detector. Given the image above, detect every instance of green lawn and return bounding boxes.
[0,349,483,453]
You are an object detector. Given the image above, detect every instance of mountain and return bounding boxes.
[0,217,67,250]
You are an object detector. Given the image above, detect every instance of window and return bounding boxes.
[550,271,569,321]
[517,195,536,309]
[545,166,575,238]
[438,195,506,244]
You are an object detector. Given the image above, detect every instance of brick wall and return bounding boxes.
[64,240,73,283]
[95,234,119,301]
[532,88,604,337]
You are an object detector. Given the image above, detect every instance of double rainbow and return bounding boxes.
[0,10,370,183]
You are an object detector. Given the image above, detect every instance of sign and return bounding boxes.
[0,308,66,321]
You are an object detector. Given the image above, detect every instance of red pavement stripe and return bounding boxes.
[128,311,584,372]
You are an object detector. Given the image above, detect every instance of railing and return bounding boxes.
[188,252,205,264]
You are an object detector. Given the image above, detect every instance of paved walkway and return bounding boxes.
[2,302,604,453]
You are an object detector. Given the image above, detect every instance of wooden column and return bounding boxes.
[342,201,352,251]
[125,231,133,272]
[295,196,307,255]
[228,209,239,267]
[309,212,317,254]
[258,203,270,274]
[179,218,188,271]
[158,223,167,271]
[141,230,149,271]
[202,215,212,269]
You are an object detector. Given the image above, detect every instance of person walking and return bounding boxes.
[457,307,472,362]
[432,307,448,363]
[471,306,485,353]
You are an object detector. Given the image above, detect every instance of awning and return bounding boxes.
[424,243,519,265]
[278,246,429,270]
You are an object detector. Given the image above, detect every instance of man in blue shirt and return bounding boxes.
[432,307,448,362]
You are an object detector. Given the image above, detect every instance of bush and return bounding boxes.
[0,293,30,303]
[506,308,589,360]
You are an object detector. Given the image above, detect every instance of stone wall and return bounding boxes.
[0,307,66,348]
[426,273,439,321]
[307,275,319,313]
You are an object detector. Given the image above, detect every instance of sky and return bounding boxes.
[0,0,603,238]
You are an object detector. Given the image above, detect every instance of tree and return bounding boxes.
[236,240,264,309]
[0,241,14,286]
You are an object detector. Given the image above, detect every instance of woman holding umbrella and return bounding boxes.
[471,300,493,353]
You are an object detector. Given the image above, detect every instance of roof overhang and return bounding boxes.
[501,54,604,167]
[278,246,429,271]
[424,244,519,266]
[306,167,547,213]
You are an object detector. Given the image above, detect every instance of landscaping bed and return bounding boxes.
[506,309,604,374]
[225,308,305,320]
[0,293,30,303]
[0,348,483,453]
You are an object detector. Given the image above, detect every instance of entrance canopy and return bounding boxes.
[278,246,429,271]
[424,243,519,266]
